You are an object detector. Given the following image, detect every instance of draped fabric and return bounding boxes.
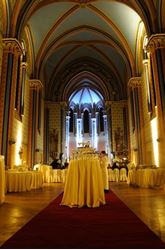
[61,156,105,208]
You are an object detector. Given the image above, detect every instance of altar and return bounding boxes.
[61,147,105,208]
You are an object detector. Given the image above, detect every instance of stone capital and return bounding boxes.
[128,77,142,88]
[29,79,43,89]
[2,38,23,55]
[146,34,165,52]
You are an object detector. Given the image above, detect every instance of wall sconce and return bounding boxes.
[9,138,16,145]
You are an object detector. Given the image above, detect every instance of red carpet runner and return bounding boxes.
[1,190,165,249]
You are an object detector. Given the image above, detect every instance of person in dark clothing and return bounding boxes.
[50,158,61,169]
[112,161,119,170]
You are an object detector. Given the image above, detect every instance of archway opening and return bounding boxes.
[65,86,111,159]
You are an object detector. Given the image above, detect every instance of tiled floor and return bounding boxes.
[0,182,165,247]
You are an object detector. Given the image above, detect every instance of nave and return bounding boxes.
[0,182,165,247]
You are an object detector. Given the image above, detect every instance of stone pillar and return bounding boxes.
[103,110,108,137]
[103,111,111,155]
[81,112,84,135]
[0,38,23,166]
[105,101,112,157]
[74,112,77,136]
[128,77,144,165]
[44,104,49,163]
[143,59,151,110]
[122,103,129,157]
[91,118,97,149]
[89,112,92,136]
[29,79,43,167]
[146,34,165,168]
[65,111,70,160]
[60,102,67,156]
[77,118,83,146]
[96,111,99,135]
[20,62,27,116]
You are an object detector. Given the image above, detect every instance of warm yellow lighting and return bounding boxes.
[151,117,159,166]
[15,124,23,166]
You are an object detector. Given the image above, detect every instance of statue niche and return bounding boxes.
[49,128,58,159]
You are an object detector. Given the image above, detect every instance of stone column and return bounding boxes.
[74,112,77,136]
[143,59,152,113]
[44,104,49,163]
[128,77,144,165]
[89,112,92,136]
[105,101,112,157]
[91,118,97,149]
[146,34,165,168]
[81,112,84,135]
[20,61,27,116]
[60,102,67,157]
[0,38,23,166]
[77,117,83,146]
[96,111,99,135]
[29,79,43,167]
[65,111,70,160]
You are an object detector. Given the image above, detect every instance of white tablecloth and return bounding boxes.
[127,168,165,188]
[33,164,67,183]
[61,157,105,208]
[6,170,43,192]
[0,156,5,204]
[30,171,43,189]
[51,169,67,183]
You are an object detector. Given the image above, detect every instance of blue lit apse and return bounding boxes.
[68,87,106,152]
[69,87,103,105]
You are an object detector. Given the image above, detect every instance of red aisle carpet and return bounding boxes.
[1,190,165,249]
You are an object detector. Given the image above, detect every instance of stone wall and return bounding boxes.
[111,100,127,157]
[47,102,62,160]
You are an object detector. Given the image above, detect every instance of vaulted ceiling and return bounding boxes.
[2,0,163,102]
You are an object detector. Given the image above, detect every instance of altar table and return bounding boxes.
[6,170,43,192]
[61,157,105,208]
[0,156,5,204]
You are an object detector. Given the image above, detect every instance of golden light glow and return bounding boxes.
[15,123,23,166]
[151,117,159,167]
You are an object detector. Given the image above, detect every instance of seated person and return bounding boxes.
[112,161,119,170]
[50,158,61,169]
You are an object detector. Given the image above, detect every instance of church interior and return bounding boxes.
[0,0,165,248]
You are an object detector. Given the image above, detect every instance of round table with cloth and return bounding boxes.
[33,164,67,183]
[127,168,165,188]
[5,170,43,192]
[61,156,105,208]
